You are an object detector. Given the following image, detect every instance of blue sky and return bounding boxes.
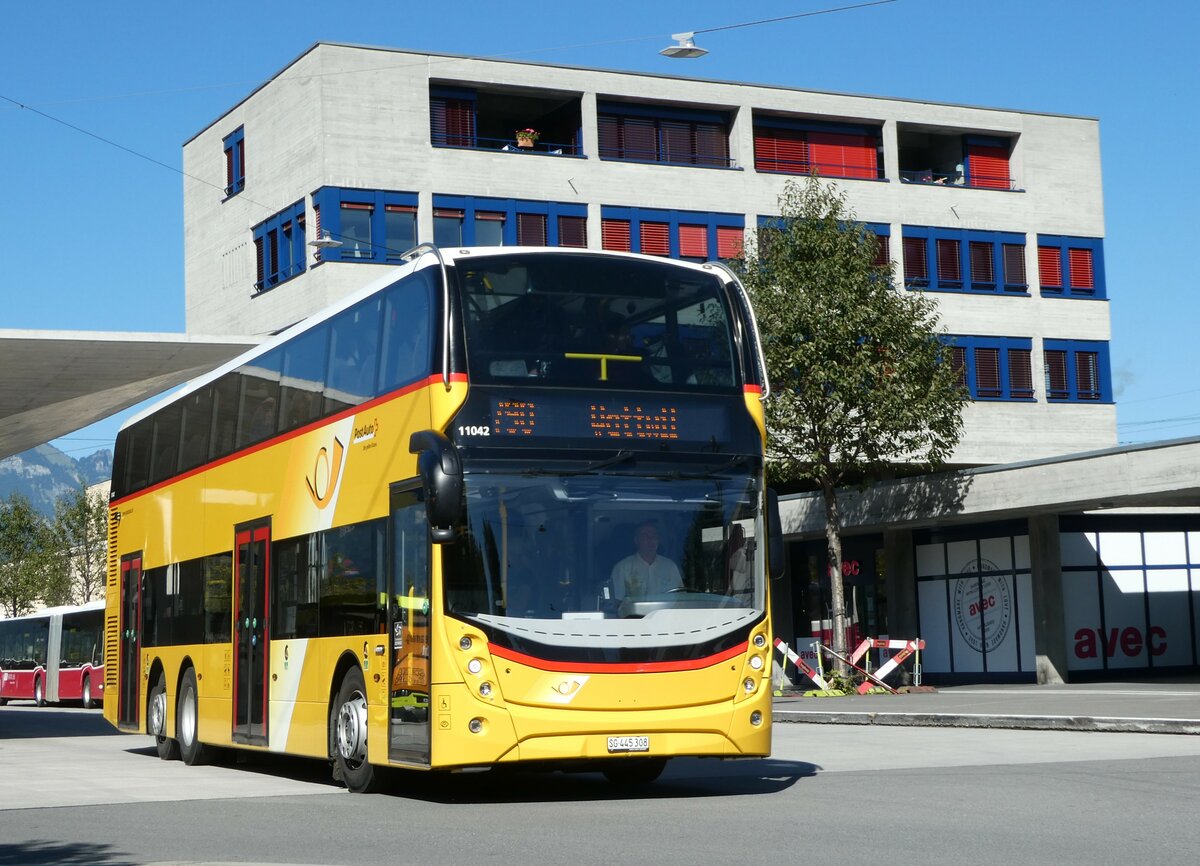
[2,0,1197,457]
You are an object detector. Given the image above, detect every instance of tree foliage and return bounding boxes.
[738,176,965,664]
[50,484,110,605]
[0,493,53,617]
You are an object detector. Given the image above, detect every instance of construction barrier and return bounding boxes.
[773,637,830,691]
[847,637,925,694]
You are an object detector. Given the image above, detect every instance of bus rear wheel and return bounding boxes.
[177,668,209,766]
[81,675,96,710]
[149,671,179,760]
[33,677,46,707]
[333,667,381,793]
[602,758,667,786]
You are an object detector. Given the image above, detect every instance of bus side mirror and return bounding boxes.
[409,430,463,543]
[767,488,785,581]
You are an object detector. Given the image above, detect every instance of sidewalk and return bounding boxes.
[771,681,1200,735]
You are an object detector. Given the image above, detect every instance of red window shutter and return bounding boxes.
[1038,246,1062,288]
[558,216,587,248]
[621,117,658,161]
[225,147,234,190]
[975,348,1001,397]
[431,98,475,147]
[969,241,994,286]
[341,202,372,211]
[475,211,505,221]
[1003,244,1026,287]
[601,218,631,252]
[754,127,808,174]
[639,222,670,257]
[808,132,877,179]
[679,224,708,259]
[1076,351,1100,399]
[903,237,928,282]
[660,121,694,164]
[872,235,891,269]
[312,206,322,263]
[951,346,967,389]
[236,139,244,184]
[597,115,619,158]
[1068,248,1094,290]
[517,213,547,246]
[434,208,465,219]
[1008,349,1033,398]
[968,144,1010,189]
[254,236,264,287]
[385,204,417,213]
[693,122,728,167]
[716,226,743,259]
[937,239,961,284]
[1045,350,1069,399]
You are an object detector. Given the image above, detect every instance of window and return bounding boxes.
[432,195,587,246]
[320,520,386,637]
[252,201,306,292]
[903,227,1028,293]
[430,88,476,147]
[754,119,881,180]
[1043,340,1111,402]
[1037,236,1105,299]
[943,336,1035,401]
[311,188,419,263]
[223,126,245,197]
[965,136,1012,190]
[606,207,744,261]
[598,102,730,167]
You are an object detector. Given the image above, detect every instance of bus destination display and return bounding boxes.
[490,397,720,441]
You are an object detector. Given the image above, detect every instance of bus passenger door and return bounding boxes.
[388,487,431,765]
[118,554,142,729]
[233,521,270,745]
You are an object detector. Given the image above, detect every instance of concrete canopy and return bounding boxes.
[0,330,259,461]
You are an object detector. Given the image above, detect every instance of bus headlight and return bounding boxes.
[750,711,763,726]
[744,677,756,693]
[467,658,483,675]
[479,682,493,697]
[753,634,767,648]
[749,655,764,670]
[469,718,485,734]
[459,636,473,650]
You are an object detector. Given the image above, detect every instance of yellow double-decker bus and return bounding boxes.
[105,246,780,791]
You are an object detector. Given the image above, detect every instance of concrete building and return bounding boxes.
[182,42,1115,468]
[181,43,1193,686]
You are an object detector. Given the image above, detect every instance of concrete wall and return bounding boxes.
[182,43,1115,461]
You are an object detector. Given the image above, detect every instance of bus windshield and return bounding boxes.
[457,253,738,391]
[443,468,762,652]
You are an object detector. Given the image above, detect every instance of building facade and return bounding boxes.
[183,42,1115,468]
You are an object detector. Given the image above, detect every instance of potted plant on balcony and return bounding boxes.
[515,128,540,149]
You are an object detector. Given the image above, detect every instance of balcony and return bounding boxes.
[430,84,583,157]
[898,127,1017,191]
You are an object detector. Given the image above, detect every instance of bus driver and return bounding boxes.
[610,521,683,600]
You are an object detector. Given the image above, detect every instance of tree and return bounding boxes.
[50,483,110,605]
[0,493,53,617]
[738,176,965,668]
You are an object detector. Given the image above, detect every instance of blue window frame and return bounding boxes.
[1037,235,1106,300]
[603,207,744,261]
[903,226,1028,294]
[223,127,245,198]
[944,336,1035,401]
[252,201,306,293]
[1043,339,1112,403]
[431,195,587,247]
[311,188,419,264]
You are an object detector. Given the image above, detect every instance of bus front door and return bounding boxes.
[233,522,270,745]
[118,554,142,729]
[388,487,431,765]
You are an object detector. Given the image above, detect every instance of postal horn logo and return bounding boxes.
[306,436,345,509]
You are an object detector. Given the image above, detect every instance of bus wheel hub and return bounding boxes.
[337,692,368,764]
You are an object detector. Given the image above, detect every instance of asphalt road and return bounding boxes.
[2,705,1200,865]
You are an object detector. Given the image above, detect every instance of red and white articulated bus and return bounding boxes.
[0,600,105,708]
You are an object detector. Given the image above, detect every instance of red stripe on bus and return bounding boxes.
[487,641,747,674]
[743,384,762,395]
[111,373,468,506]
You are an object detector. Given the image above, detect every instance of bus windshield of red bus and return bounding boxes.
[456,253,738,391]
[443,470,762,650]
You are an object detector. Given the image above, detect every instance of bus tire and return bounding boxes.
[81,675,96,710]
[34,677,46,707]
[333,666,380,793]
[177,667,209,766]
[602,758,667,786]
[149,671,179,761]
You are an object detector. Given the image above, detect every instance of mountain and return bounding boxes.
[0,445,113,518]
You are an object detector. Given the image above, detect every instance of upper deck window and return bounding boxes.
[458,253,738,391]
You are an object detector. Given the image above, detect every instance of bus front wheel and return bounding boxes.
[33,677,45,707]
[81,675,96,710]
[149,672,179,760]
[333,667,381,794]
[177,668,208,766]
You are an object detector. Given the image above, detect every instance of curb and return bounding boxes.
[771,710,1200,735]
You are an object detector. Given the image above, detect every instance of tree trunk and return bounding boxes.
[820,480,848,674]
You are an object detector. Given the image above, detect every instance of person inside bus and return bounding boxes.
[725,524,752,603]
[610,521,682,600]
